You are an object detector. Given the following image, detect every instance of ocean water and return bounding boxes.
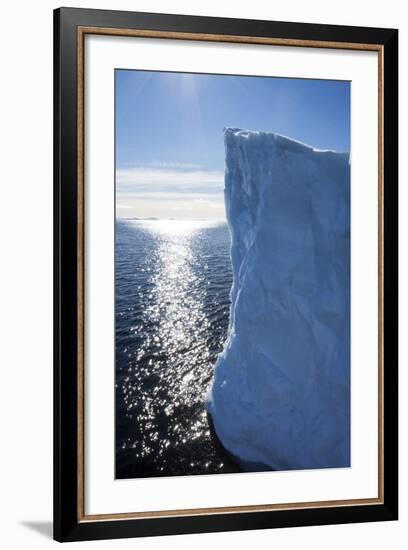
[115,219,237,478]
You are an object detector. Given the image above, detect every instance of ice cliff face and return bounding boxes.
[207,128,350,471]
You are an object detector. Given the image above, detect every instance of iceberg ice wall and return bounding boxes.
[207,128,350,471]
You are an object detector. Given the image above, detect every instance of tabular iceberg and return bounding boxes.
[207,128,350,471]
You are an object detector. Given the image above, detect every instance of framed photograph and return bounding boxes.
[54,7,398,542]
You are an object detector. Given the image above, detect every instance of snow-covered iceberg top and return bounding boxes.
[207,128,350,471]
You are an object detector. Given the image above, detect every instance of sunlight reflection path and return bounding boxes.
[120,219,227,474]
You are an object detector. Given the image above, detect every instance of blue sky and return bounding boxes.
[116,70,350,219]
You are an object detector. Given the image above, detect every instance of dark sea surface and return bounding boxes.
[115,219,237,478]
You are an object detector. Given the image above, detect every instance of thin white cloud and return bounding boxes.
[116,165,226,220]
[116,196,226,221]
[122,161,203,170]
[116,167,224,194]
[118,191,222,202]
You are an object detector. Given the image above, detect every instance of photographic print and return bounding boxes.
[55,9,398,541]
[115,69,351,479]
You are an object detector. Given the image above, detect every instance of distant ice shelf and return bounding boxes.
[206,128,350,471]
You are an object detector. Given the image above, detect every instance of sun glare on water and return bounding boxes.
[130,218,224,237]
[117,218,232,475]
